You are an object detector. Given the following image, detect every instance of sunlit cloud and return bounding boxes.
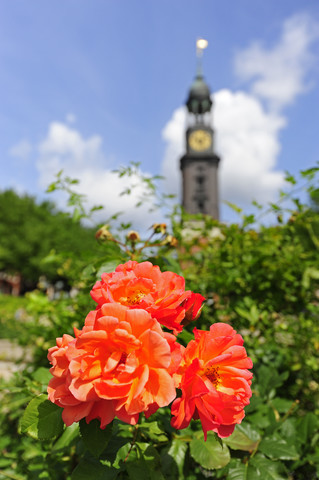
[235,13,319,109]
[36,122,161,230]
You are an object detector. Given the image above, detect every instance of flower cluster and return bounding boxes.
[48,261,252,438]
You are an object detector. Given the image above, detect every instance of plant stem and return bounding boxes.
[123,426,139,463]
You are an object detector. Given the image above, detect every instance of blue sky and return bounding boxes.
[1,0,319,228]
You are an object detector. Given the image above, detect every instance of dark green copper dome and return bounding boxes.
[186,74,212,114]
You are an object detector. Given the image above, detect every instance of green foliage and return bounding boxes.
[113,162,175,213]
[0,189,115,288]
[46,170,104,223]
[1,166,319,479]
[80,420,113,458]
[223,423,260,452]
[190,432,230,469]
[20,394,64,440]
[178,215,319,313]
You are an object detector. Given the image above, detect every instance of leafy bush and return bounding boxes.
[0,188,119,290]
[0,166,318,479]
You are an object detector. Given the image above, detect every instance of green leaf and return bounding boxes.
[234,305,259,325]
[72,207,82,222]
[0,458,14,468]
[46,183,57,193]
[126,443,165,480]
[0,436,10,451]
[31,367,52,385]
[112,442,131,467]
[284,172,297,185]
[90,205,104,212]
[80,419,113,458]
[279,418,297,440]
[71,456,119,480]
[269,203,280,212]
[243,214,255,226]
[190,432,230,470]
[259,435,299,460]
[138,421,168,442]
[226,460,248,480]
[302,267,319,290]
[0,470,26,480]
[227,456,287,480]
[223,423,260,452]
[300,166,319,178]
[270,397,294,413]
[257,366,289,399]
[96,261,120,278]
[20,394,64,440]
[101,434,131,465]
[160,451,179,480]
[252,200,263,209]
[224,201,243,214]
[249,455,287,480]
[265,407,278,435]
[52,423,80,451]
[81,264,96,280]
[296,412,319,445]
[113,442,165,479]
[162,438,188,479]
[153,174,165,180]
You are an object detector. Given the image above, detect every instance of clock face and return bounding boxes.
[188,129,212,152]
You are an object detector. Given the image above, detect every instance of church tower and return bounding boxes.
[180,40,220,219]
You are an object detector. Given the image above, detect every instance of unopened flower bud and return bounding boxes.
[152,223,167,235]
[95,225,113,241]
[126,230,140,243]
[181,292,205,326]
[163,235,178,248]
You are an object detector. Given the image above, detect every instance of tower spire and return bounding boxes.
[180,39,221,219]
[186,39,212,116]
[196,38,208,77]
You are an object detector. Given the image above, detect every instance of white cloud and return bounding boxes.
[214,90,286,205]
[36,122,161,231]
[38,122,104,180]
[161,107,186,194]
[161,13,319,216]
[9,139,32,161]
[235,13,319,109]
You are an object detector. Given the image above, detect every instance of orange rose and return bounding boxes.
[171,323,253,439]
[48,303,182,427]
[90,261,205,334]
